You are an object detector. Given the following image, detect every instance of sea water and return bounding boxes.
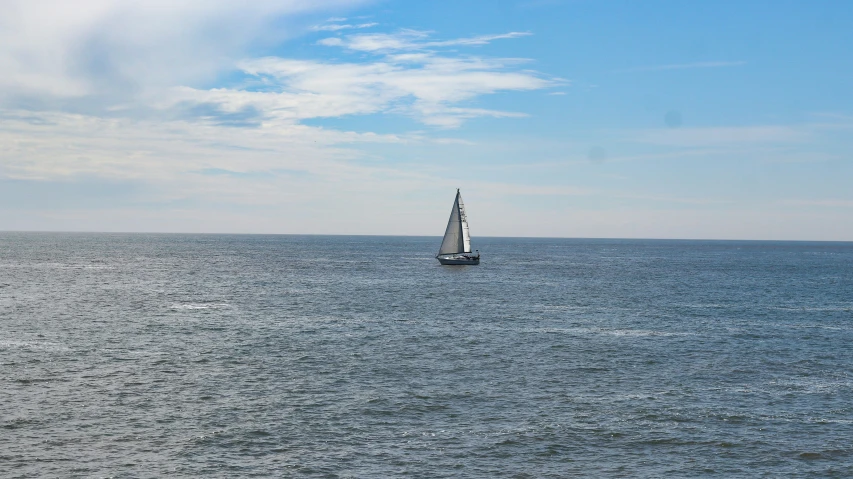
[1,233,852,477]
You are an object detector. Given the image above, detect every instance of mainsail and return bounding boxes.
[438,189,472,255]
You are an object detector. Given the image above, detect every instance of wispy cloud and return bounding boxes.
[318,30,532,52]
[312,22,378,32]
[0,110,403,182]
[474,182,595,197]
[615,193,734,206]
[616,61,747,73]
[213,53,555,127]
[778,199,853,208]
[291,30,552,126]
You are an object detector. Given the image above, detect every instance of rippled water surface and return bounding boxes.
[2,233,853,477]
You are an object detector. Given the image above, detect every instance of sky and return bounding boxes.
[1,0,852,240]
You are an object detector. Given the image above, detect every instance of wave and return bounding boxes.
[169,303,231,310]
[535,327,693,338]
[0,340,69,352]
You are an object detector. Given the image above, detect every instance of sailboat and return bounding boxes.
[436,189,480,265]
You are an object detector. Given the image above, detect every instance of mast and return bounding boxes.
[458,190,472,253]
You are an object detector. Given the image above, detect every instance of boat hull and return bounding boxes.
[437,256,480,265]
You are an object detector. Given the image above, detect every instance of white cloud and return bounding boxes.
[0,110,397,182]
[0,109,471,223]
[0,2,552,129]
[289,29,554,125]
[319,30,532,52]
[0,0,368,106]
[198,54,555,127]
[317,37,345,47]
[312,22,377,31]
[425,32,533,48]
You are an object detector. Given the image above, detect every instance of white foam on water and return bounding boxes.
[0,262,114,271]
[606,329,689,337]
[772,305,853,312]
[533,304,592,312]
[768,378,853,394]
[169,303,231,310]
[82,265,115,270]
[535,327,693,338]
[677,303,730,309]
[0,340,69,352]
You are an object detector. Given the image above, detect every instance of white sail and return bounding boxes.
[438,191,463,255]
[458,193,472,253]
[438,189,472,255]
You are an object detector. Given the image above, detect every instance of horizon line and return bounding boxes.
[1,230,851,243]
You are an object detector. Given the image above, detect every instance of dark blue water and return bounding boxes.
[2,233,852,477]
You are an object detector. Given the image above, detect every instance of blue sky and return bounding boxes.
[1,0,852,239]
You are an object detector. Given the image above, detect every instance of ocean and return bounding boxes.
[1,233,852,477]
